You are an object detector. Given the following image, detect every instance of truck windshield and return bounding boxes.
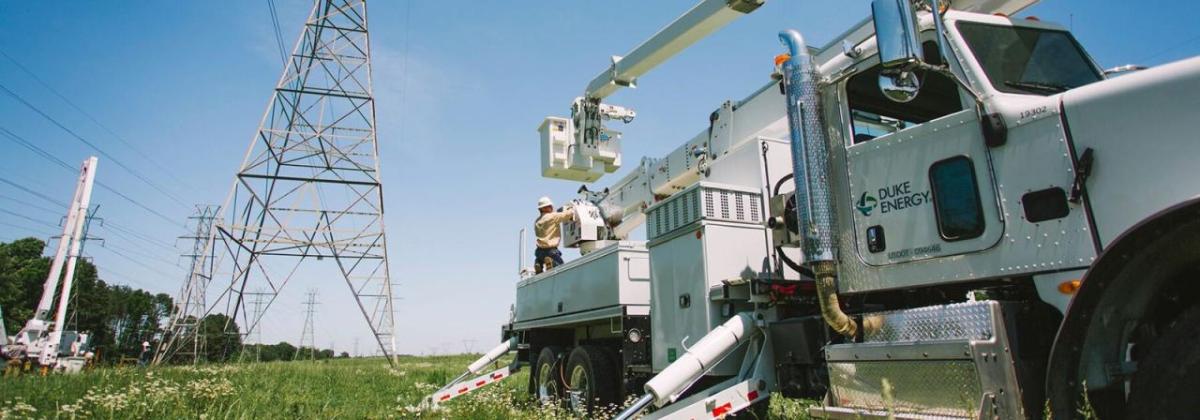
[956,21,1102,95]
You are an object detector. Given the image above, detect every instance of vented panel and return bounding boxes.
[647,184,762,240]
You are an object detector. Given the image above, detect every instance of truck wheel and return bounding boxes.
[532,346,565,403]
[564,345,620,415]
[1127,304,1200,417]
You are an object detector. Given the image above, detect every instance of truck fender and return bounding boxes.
[1046,196,1200,418]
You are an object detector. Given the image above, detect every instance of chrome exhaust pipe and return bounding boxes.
[779,30,867,339]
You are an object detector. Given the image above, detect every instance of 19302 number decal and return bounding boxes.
[1020,106,1048,119]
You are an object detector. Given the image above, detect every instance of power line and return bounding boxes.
[0,49,198,191]
[89,260,162,291]
[0,220,56,237]
[105,221,179,250]
[0,176,65,209]
[98,224,179,255]
[0,125,184,227]
[0,81,190,209]
[94,243,177,280]
[1136,33,1200,64]
[266,0,290,65]
[0,194,62,215]
[103,241,182,272]
[0,208,61,230]
[0,126,74,171]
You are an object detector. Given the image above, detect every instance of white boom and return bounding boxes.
[5,157,98,371]
[1,305,8,348]
[583,0,765,100]
[42,157,98,366]
[540,0,765,183]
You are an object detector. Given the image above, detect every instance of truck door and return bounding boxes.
[840,45,1003,266]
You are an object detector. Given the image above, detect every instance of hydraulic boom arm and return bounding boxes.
[540,0,765,183]
[583,0,765,100]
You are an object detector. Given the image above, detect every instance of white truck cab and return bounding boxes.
[433,1,1200,418]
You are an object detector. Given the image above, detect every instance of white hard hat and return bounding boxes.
[537,196,553,208]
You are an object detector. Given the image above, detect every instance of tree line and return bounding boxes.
[1,237,340,365]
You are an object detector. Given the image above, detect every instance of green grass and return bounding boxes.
[0,355,815,419]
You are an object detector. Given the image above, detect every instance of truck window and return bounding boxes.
[847,42,965,143]
[929,156,985,241]
[956,21,1102,95]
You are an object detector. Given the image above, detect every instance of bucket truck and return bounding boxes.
[3,157,98,374]
[432,0,1200,418]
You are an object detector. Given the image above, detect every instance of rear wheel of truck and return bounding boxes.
[532,346,565,403]
[564,345,620,416]
[1127,304,1200,418]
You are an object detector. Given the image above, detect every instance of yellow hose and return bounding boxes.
[812,261,881,339]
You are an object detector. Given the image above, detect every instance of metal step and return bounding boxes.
[812,301,1025,419]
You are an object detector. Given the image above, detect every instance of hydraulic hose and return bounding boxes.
[812,261,857,338]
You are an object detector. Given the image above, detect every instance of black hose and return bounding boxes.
[773,173,794,196]
[771,173,807,277]
[777,246,814,278]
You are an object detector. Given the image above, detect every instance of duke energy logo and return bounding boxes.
[856,191,877,216]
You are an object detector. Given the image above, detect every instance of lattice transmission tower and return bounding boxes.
[155,205,220,365]
[238,289,270,363]
[155,0,397,365]
[294,290,319,361]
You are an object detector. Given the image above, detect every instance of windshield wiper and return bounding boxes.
[1004,80,1070,94]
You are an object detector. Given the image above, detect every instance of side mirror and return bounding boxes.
[872,0,924,102]
[879,70,921,103]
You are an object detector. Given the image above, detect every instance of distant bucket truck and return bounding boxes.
[3,157,99,374]
[432,0,1200,418]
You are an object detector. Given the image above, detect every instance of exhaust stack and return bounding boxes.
[779,30,864,339]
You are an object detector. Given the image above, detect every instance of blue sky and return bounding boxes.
[1,0,1196,356]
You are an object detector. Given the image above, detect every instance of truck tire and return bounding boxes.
[532,346,565,403]
[564,345,620,415]
[1127,304,1200,418]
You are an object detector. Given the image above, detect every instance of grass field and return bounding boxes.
[0,355,813,419]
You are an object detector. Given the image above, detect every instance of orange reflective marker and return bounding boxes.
[774,54,791,67]
[1058,279,1082,295]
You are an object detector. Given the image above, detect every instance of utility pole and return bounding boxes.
[353,338,359,358]
[294,290,319,361]
[155,205,219,365]
[157,0,398,367]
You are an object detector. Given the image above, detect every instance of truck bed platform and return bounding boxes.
[513,241,650,330]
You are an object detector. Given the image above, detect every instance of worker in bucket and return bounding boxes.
[534,196,576,274]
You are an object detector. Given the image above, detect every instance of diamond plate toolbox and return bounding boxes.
[820,301,1027,419]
